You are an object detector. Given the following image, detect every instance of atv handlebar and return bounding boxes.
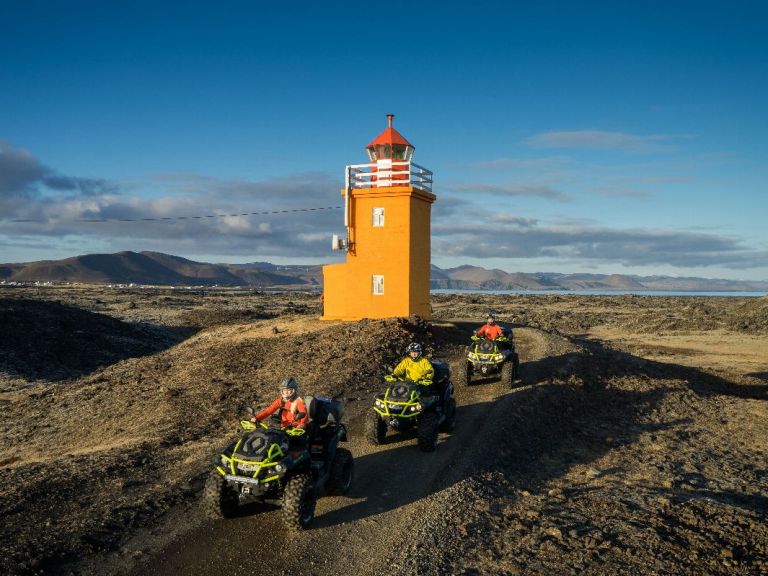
[241,420,305,435]
[385,374,433,386]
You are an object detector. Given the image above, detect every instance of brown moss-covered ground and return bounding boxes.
[1,287,767,575]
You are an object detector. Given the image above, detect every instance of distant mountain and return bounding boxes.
[430,265,768,292]
[1,252,766,291]
[0,251,306,287]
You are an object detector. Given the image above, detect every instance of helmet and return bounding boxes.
[406,342,422,359]
[279,377,298,400]
[487,313,496,323]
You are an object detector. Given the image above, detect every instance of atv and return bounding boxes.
[364,360,456,452]
[203,396,352,530]
[454,331,520,388]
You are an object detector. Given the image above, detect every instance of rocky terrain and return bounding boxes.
[1,286,767,575]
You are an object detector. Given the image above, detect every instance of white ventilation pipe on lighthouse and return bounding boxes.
[344,166,351,250]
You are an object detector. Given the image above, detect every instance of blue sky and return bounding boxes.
[1,0,766,280]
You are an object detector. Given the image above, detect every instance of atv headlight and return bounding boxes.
[220,456,229,466]
[410,403,422,412]
[468,353,478,361]
[277,456,293,474]
[375,400,384,408]
[494,354,504,361]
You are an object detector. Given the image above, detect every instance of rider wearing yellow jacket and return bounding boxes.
[392,343,434,382]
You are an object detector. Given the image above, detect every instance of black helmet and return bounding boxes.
[406,342,422,358]
[279,377,298,400]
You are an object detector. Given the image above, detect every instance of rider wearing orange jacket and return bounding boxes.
[476,313,504,340]
[251,377,308,429]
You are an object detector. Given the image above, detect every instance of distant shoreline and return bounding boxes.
[2,283,765,298]
[431,289,768,297]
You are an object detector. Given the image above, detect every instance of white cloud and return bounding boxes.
[445,182,570,202]
[432,222,768,271]
[452,156,572,171]
[527,130,689,152]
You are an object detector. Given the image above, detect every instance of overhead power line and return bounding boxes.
[9,205,343,224]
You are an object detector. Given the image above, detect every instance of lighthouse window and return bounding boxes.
[392,145,406,160]
[375,144,392,159]
[372,275,384,295]
[372,207,385,227]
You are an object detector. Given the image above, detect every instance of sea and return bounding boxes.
[431,289,767,297]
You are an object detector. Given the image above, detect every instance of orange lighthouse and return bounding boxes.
[322,115,435,321]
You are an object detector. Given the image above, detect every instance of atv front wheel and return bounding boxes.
[282,474,316,530]
[365,410,386,445]
[417,411,439,452]
[329,447,354,495]
[501,361,515,388]
[439,397,457,433]
[203,471,238,519]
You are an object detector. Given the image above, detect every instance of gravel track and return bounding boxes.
[128,328,556,575]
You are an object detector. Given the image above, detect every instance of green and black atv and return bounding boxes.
[454,331,520,387]
[203,396,352,530]
[364,360,456,452]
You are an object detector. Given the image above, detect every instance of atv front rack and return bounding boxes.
[373,385,425,419]
[217,436,286,484]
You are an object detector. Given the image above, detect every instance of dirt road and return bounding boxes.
[129,328,557,575]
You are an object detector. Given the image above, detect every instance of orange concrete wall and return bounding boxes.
[321,184,435,321]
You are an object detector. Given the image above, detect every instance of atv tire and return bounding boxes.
[203,471,238,519]
[417,411,439,452]
[365,410,386,445]
[501,361,515,388]
[439,397,457,432]
[329,447,354,495]
[454,361,470,387]
[282,474,316,531]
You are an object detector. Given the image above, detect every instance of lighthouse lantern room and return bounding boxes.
[322,115,435,321]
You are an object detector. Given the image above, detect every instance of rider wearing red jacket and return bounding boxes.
[476,313,504,340]
[251,377,308,429]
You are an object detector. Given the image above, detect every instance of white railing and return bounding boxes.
[345,161,433,193]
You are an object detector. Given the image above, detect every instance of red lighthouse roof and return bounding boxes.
[366,114,413,149]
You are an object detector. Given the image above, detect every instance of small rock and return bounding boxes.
[545,527,563,540]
